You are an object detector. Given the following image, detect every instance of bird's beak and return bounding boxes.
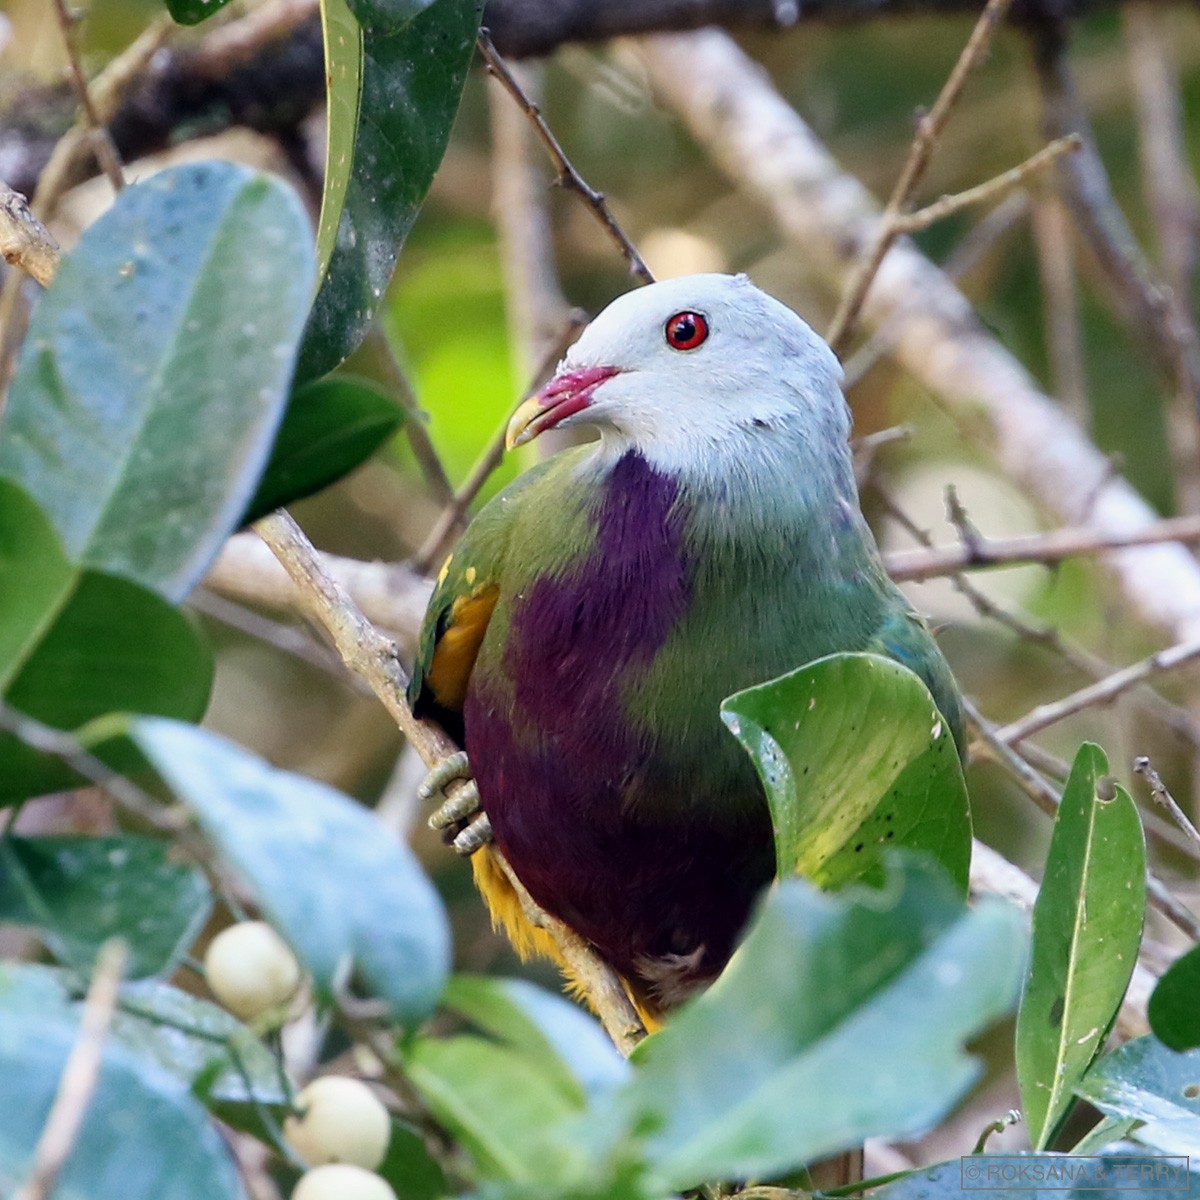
[505,365,620,450]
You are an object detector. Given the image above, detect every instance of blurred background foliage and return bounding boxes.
[4,0,1199,1156]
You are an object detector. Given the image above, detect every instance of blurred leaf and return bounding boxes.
[128,717,450,1023]
[721,653,971,893]
[0,963,246,1199]
[1016,743,1146,1150]
[0,480,212,805]
[606,855,1023,1190]
[406,1035,586,1184]
[299,0,479,380]
[0,162,314,601]
[1078,1036,1200,1155]
[245,375,403,521]
[442,975,629,1105]
[162,0,235,26]
[875,1150,1198,1198]
[1149,943,1200,1052]
[0,835,211,978]
[113,980,290,1133]
[378,1121,447,1200]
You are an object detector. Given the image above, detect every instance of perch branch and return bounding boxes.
[477,30,653,284]
[253,511,647,1054]
[14,940,127,1200]
[1134,755,1200,857]
[0,186,60,287]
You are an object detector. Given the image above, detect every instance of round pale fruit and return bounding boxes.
[203,920,301,1022]
[292,1164,397,1200]
[284,1076,391,1170]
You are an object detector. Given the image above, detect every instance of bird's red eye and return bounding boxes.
[664,311,709,351]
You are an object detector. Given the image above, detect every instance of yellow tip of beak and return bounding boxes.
[505,397,544,451]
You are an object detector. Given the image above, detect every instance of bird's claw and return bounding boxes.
[418,751,492,856]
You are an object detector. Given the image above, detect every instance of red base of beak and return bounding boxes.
[506,365,620,448]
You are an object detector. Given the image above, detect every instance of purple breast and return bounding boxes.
[463,452,773,1003]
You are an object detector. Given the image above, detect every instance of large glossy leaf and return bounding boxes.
[299,0,479,380]
[113,980,290,1132]
[0,480,212,805]
[605,855,1024,1190]
[128,717,450,1023]
[721,653,971,893]
[0,963,245,1200]
[1149,943,1200,1052]
[1016,743,1147,1150]
[0,835,211,978]
[441,976,629,1106]
[1078,1036,1200,1154]
[0,161,314,601]
[876,1150,1198,1198]
[244,375,403,522]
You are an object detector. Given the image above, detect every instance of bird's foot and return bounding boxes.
[417,751,492,857]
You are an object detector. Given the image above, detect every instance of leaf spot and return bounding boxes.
[1049,995,1065,1027]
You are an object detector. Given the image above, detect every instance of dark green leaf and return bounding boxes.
[1016,743,1146,1150]
[113,980,291,1133]
[378,1121,446,1200]
[1149,943,1200,1052]
[721,653,971,893]
[1078,1035,1200,1154]
[299,0,479,380]
[0,162,314,601]
[0,835,211,978]
[442,975,629,1105]
[245,375,403,521]
[163,0,235,26]
[128,717,450,1023]
[406,1035,587,1184]
[345,0,438,33]
[0,480,212,805]
[607,855,1024,1190]
[876,1150,1198,1198]
[0,963,246,1199]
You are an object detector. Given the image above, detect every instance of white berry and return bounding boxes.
[292,1164,397,1200]
[284,1076,391,1170]
[203,920,301,1022]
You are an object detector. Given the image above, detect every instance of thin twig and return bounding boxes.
[477,30,654,285]
[14,940,127,1200]
[1134,755,1200,856]
[884,512,1200,582]
[253,511,647,1054]
[52,0,126,195]
[825,0,1015,350]
[995,636,1200,746]
[892,135,1081,234]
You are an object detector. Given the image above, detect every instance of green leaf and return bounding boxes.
[244,375,403,522]
[0,962,246,1199]
[377,1121,446,1200]
[162,0,235,25]
[0,480,212,804]
[113,980,291,1132]
[299,0,479,380]
[0,835,211,978]
[128,717,450,1023]
[1149,942,1200,1052]
[406,1035,587,1184]
[721,653,971,893]
[0,161,314,601]
[607,855,1024,1190]
[1078,1036,1200,1155]
[442,976,629,1105]
[1016,743,1147,1150]
[875,1151,1198,1198]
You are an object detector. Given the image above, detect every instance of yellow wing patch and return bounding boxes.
[425,584,500,711]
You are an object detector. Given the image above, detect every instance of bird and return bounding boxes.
[408,272,964,1021]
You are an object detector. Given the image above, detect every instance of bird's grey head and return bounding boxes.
[506,273,850,474]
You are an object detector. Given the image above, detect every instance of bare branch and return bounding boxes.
[0,185,60,287]
[996,636,1200,746]
[13,941,126,1200]
[253,511,647,1054]
[1134,755,1200,857]
[826,0,1015,351]
[478,30,653,284]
